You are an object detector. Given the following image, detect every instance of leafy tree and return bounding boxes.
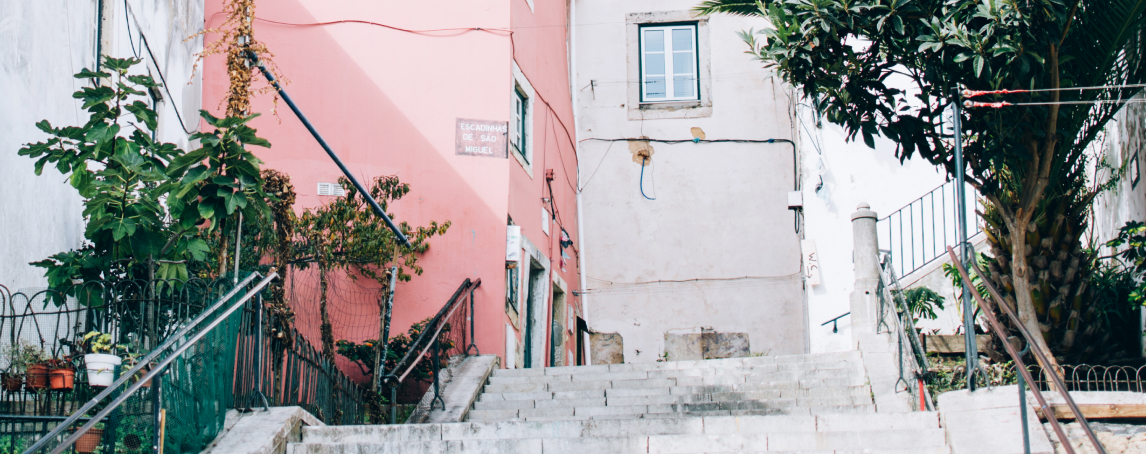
[696,0,1146,363]
[18,57,271,305]
[293,176,450,362]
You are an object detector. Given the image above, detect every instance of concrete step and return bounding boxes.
[292,428,945,453]
[485,363,862,387]
[472,387,873,412]
[489,351,864,379]
[480,376,868,401]
[302,413,942,444]
[479,383,871,404]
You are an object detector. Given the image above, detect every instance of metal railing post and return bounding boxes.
[390,386,397,424]
[256,292,268,411]
[952,87,978,390]
[431,339,443,411]
[1022,359,1031,451]
[467,288,479,355]
[151,366,165,454]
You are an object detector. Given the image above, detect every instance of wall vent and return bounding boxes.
[317,182,346,197]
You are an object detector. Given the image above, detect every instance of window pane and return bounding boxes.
[645,76,666,99]
[673,75,694,98]
[645,52,665,76]
[671,28,693,51]
[643,29,664,52]
[672,51,693,76]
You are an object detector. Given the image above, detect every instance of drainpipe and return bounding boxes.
[569,0,591,365]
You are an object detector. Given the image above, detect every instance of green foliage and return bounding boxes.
[5,342,47,374]
[18,56,272,301]
[335,317,454,384]
[1106,221,1146,304]
[0,435,28,454]
[697,0,1146,361]
[79,330,124,355]
[925,355,1017,405]
[295,176,450,284]
[898,287,946,322]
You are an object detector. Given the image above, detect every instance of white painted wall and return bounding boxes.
[797,106,955,353]
[0,0,202,291]
[1092,100,1146,252]
[575,2,806,362]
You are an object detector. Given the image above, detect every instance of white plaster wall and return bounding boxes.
[575,1,805,362]
[0,0,202,291]
[1092,100,1146,252]
[797,106,952,353]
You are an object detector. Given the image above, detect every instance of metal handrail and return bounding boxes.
[820,312,850,333]
[947,247,1105,454]
[24,272,276,454]
[875,253,934,411]
[384,279,475,384]
[878,180,983,278]
[379,277,481,422]
[20,272,262,454]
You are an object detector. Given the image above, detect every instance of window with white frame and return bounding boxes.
[640,24,699,102]
[511,87,530,164]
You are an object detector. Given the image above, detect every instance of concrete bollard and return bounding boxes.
[851,203,880,282]
[850,203,881,335]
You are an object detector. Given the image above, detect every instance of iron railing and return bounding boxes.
[381,278,481,423]
[875,252,934,411]
[878,180,983,278]
[949,247,1106,454]
[22,272,275,454]
[233,319,366,425]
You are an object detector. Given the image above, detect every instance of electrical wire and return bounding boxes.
[252,16,512,37]
[124,4,199,135]
[580,138,799,191]
[246,14,582,175]
[639,157,655,201]
[124,0,141,58]
[964,84,1146,97]
[966,99,1146,108]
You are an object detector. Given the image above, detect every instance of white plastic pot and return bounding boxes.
[84,354,121,387]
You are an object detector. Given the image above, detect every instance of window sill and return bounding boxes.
[511,149,534,179]
[628,100,712,120]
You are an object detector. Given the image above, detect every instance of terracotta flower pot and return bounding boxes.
[49,368,75,390]
[25,364,49,390]
[134,363,153,388]
[73,427,103,454]
[1,373,22,392]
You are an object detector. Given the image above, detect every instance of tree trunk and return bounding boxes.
[1008,225,1060,371]
[320,267,334,362]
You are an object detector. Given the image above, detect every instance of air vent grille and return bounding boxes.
[317,182,346,197]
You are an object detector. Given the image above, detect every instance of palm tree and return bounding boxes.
[695,0,1146,364]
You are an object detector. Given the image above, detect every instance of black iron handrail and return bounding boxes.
[24,272,277,454]
[379,277,481,423]
[820,312,850,333]
[947,247,1105,454]
[878,180,983,278]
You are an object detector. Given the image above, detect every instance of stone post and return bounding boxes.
[850,203,881,336]
[851,203,880,281]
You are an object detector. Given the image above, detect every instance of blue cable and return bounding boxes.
[640,157,656,200]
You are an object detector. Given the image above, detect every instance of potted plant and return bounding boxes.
[46,357,75,391]
[80,331,123,387]
[1,343,31,392]
[72,423,103,454]
[121,349,153,388]
[21,344,49,391]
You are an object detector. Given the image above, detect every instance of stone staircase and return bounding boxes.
[286,350,950,453]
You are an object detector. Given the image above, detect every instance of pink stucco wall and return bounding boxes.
[203,0,580,377]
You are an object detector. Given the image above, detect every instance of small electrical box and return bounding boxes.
[787,191,803,210]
